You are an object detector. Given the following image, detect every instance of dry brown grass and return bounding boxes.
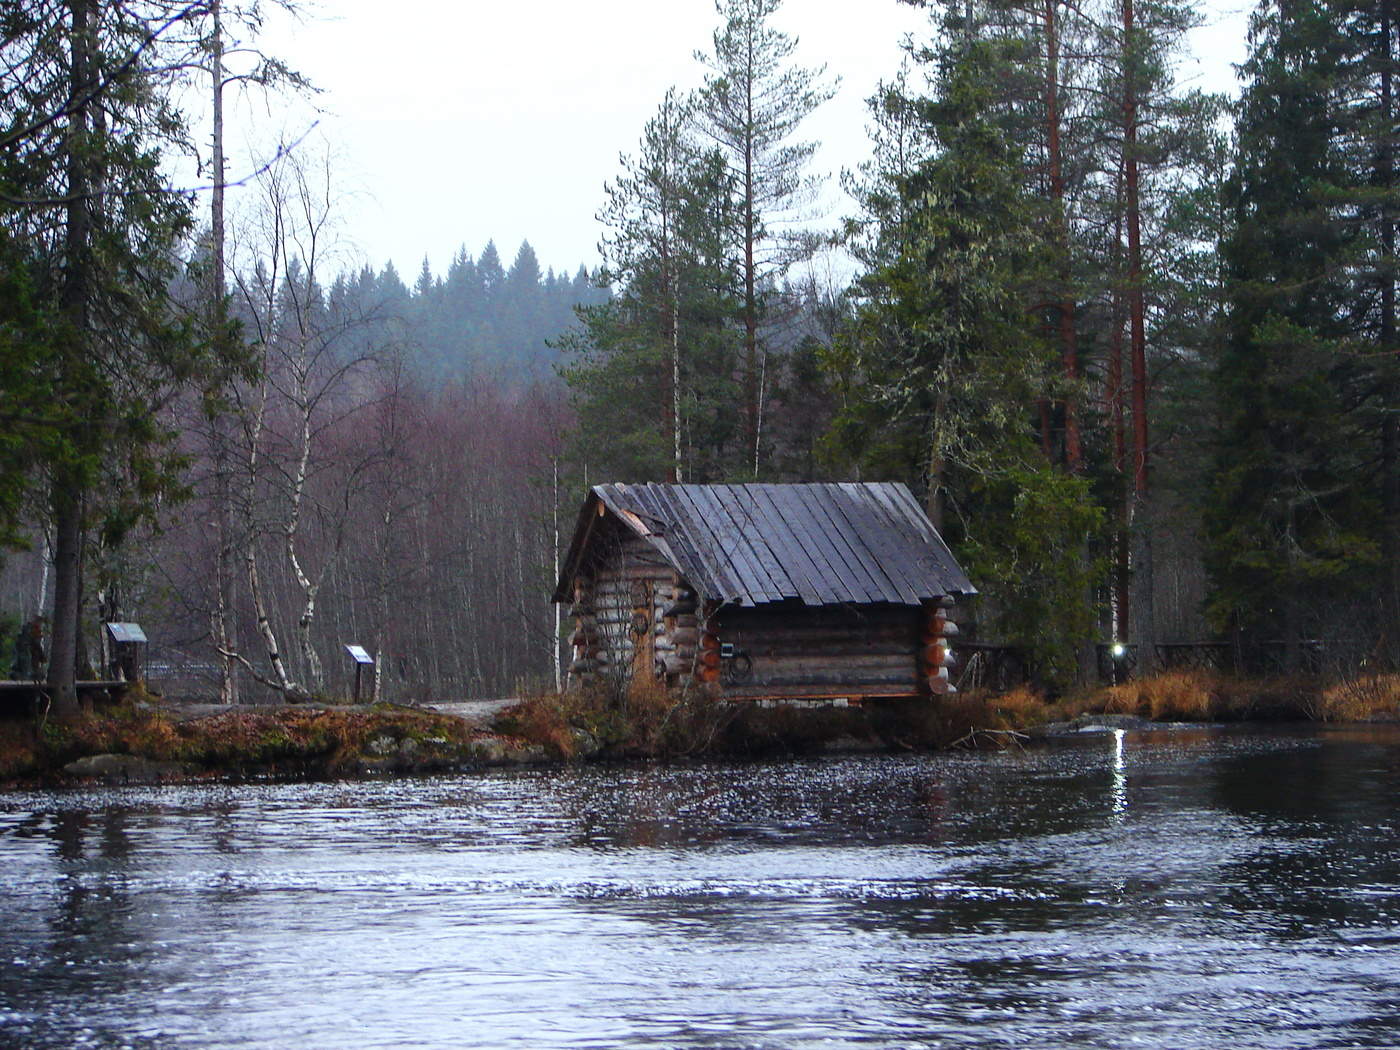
[984,685,1049,726]
[1046,670,1389,724]
[1098,670,1218,720]
[1317,674,1400,722]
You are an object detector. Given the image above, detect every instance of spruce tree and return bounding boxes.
[1208,0,1384,668]
[0,2,232,713]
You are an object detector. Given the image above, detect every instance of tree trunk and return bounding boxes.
[1110,194,1131,643]
[551,455,563,691]
[743,136,759,476]
[209,0,240,704]
[49,0,97,718]
[1045,0,1081,473]
[1123,0,1157,672]
[927,392,948,533]
[661,202,680,484]
[47,485,82,717]
[1044,0,1092,682]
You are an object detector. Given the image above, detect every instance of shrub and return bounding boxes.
[495,680,740,759]
[1318,674,1400,722]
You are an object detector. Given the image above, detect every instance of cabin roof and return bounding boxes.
[553,482,976,607]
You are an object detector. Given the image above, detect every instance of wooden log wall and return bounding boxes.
[567,519,698,688]
[707,601,928,699]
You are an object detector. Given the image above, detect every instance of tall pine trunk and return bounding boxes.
[1123,0,1157,673]
[1109,203,1132,644]
[743,135,759,476]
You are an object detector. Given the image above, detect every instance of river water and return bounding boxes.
[0,725,1398,1049]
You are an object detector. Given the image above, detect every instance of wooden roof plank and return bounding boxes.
[789,483,885,603]
[742,485,827,605]
[809,483,903,603]
[863,483,947,601]
[864,483,966,596]
[761,485,847,604]
[626,485,712,593]
[688,485,783,604]
[668,485,754,604]
[878,483,977,594]
[645,485,736,600]
[830,483,925,604]
[828,484,923,604]
[720,486,801,601]
[865,483,954,594]
[722,484,795,603]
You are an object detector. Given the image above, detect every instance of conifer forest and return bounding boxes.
[1,0,1397,711]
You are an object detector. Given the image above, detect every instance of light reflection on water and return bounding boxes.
[0,725,1398,1048]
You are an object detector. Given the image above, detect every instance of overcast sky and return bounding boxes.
[225,0,1252,281]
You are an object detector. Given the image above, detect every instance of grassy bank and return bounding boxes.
[0,696,539,785]
[492,681,1051,761]
[1053,670,1400,724]
[8,671,1396,785]
[492,671,1400,762]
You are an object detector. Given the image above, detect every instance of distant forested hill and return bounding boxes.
[329,239,609,384]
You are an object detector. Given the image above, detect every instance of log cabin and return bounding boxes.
[552,482,976,701]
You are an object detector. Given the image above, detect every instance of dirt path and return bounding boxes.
[420,699,517,723]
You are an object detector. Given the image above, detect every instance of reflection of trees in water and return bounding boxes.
[0,806,153,1048]
[8,797,255,1048]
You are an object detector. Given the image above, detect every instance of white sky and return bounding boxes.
[220,0,1253,280]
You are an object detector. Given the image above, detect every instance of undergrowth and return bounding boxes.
[494,677,740,759]
[493,680,1047,759]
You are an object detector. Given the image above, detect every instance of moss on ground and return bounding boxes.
[0,700,526,784]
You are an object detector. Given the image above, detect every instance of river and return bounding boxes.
[0,724,1397,1049]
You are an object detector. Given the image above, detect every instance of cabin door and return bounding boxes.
[630,579,655,683]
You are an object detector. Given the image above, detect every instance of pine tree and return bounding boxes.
[561,91,742,484]
[695,0,836,475]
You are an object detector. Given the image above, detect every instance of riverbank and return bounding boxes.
[491,669,1400,760]
[0,695,550,786]
[4,670,1397,786]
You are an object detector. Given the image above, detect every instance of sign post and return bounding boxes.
[344,645,375,702]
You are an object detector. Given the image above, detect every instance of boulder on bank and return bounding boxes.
[63,753,190,784]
